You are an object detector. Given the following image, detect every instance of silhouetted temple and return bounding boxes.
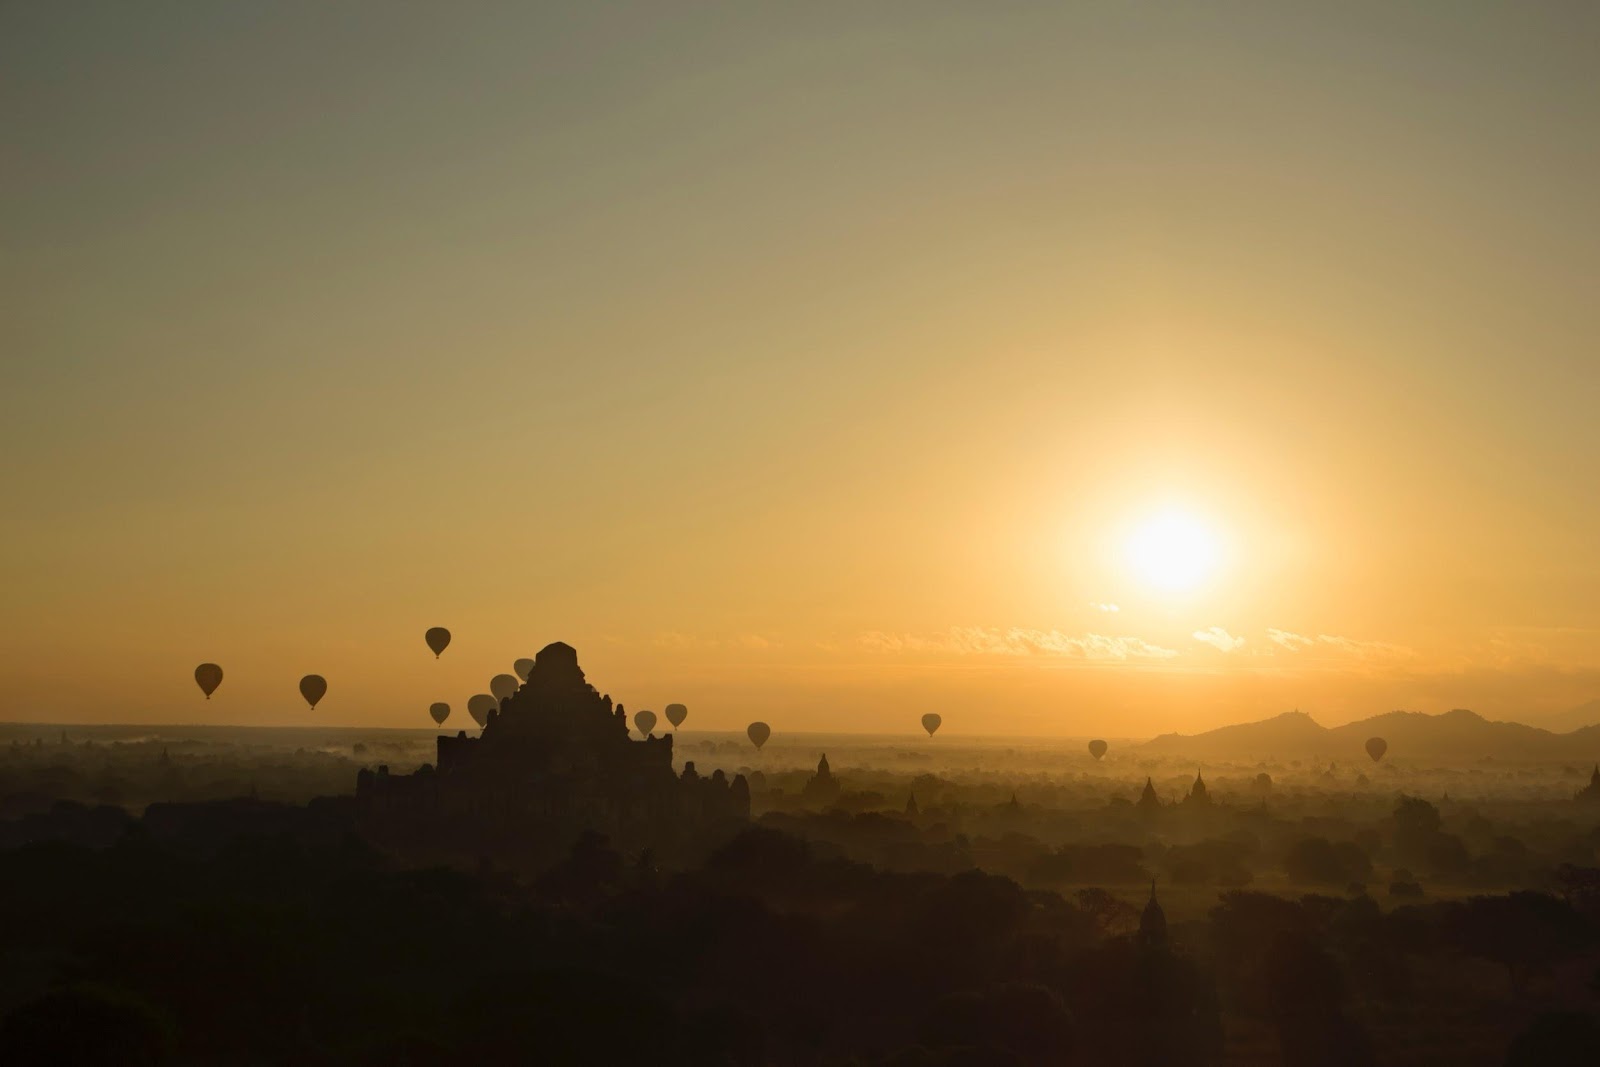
[801,753,841,806]
[1137,776,1162,812]
[1577,765,1600,803]
[1183,769,1211,807]
[356,642,748,866]
[1137,880,1168,950]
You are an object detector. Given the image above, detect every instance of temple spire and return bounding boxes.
[1138,878,1168,949]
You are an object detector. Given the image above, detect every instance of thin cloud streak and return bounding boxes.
[1266,628,1416,662]
[858,628,1179,661]
[1193,626,1246,652]
[652,632,782,651]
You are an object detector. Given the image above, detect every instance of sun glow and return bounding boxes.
[1124,509,1222,594]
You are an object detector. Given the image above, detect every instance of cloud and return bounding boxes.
[1193,626,1246,652]
[733,634,779,650]
[1091,603,1120,613]
[1468,629,1600,672]
[652,632,781,651]
[858,627,1178,661]
[1266,628,1315,651]
[1266,628,1415,662]
[652,631,697,650]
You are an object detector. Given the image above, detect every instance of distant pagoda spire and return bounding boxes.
[1137,878,1168,949]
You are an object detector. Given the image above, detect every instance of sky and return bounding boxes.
[4,2,1599,735]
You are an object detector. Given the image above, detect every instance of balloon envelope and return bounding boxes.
[664,703,688,728]
[429,702,450,726]
[489,674,519,703]
[194,663,223,699]
[467,693,496,726]
[747,722,770,750]
[634,710,657,737]
[921,713,942,737]
[299,674,327,709]
[424,627,451,658]
[513,657,536,682]
[1365,737,1388,763]
[1088,739,1108,761]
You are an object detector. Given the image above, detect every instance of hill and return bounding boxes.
[1528,698,1600,734]
[1141,707,1600,763]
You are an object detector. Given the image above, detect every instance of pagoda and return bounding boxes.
[356,642,749,866]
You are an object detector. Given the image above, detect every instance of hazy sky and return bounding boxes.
[5,2,1599,734]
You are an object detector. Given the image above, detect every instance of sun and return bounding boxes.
[1124,509,1221,594]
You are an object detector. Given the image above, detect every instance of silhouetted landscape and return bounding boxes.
[9,2,1600,1064]
[3,646,1599,1064]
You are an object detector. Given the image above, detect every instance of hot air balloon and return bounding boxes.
[429,702,450,726]
[424,627,451,658]
[634,710,657,737]
[747,722,770,750]
[490,674,519,703]
[1365,737,1388,763]
[299,674,327,710]
[194,663,223,700]
[467,693,496,727]
[1088,739,1108,761]
[665,703,688,729]
[921,713,942,737]
[513,657,536,682]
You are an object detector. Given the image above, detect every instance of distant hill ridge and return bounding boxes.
[1141,707,1600,761]
[1537,698,1600,734]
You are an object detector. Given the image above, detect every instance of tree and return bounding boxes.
[1263,932,1375,1067]
[1208,892,1310,1014]
[0,984,171,1067]
[1284,838,1372,886]
[1393,795,1440,832]
[920,984,1075,1066]
[1447,892,1594,996]
[1504,1011,1600,1067]
[1075,887,1139,938]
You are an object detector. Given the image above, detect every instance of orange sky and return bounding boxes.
[4,4,1598,734]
